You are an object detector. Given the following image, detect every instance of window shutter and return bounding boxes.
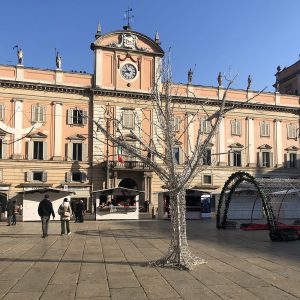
[83,110,88,125]
[0,169,3,182]
[42,172,47,182]
[229,151,234,166]
[0,105,5,121]
[42,142,48,160]
[237,120,241,136]
[270,152,274,167]
[67,109,73,125]
[241,150,245,167]
[266,122,270,136]
[284,153,289,168]
[67,143,72,161]
[2,141,7,159]
[258,152,263,167]
[82,143,88,161]
[65,172,71,183]
[26,171,33,182]
[179,148,184,164]
[41,106,46,122]
[81,172,87,182]
[296,154,300,169]
[27,141,33,160]
[231,120,235,135]
[31,105,36,122]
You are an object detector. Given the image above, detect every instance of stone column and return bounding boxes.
[274,119,282,167]
[52,101,63,160]
[218,117,226,166]
[12,99,23,159]
[246,117,255,167]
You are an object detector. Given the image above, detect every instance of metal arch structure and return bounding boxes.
[216,171,276,231]
[216,171,300,240]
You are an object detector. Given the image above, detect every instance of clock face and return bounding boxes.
[120,63,137,80]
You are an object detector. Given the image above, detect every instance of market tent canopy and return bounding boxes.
[20,188,75,196]
[93,187,144,196]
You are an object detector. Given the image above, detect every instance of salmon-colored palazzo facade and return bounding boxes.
[0,24,299,217]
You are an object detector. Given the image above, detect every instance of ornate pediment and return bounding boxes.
[258,144,272,150]
[67,134,86,141]
[27,132,47,139]
[92,30,164,55]
[285,145,299,151]
[229,142,244,149]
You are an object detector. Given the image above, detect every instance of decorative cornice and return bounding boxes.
[0,79,299,114]
[0,79,88,96]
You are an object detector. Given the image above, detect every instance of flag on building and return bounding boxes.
[117,146,124,163]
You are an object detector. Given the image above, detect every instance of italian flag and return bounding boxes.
[117,146,124,163]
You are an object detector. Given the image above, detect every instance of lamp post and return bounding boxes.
[105,104,110,189]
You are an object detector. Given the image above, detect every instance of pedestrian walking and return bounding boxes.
[38,194,55,238]
[58,198,72,235]
[6,200,14,226]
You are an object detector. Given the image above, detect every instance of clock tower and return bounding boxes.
[91,24,164,92]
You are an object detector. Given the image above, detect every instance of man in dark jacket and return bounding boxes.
[38,194,55,238]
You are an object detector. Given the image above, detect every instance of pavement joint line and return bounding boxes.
[1,233,59,298]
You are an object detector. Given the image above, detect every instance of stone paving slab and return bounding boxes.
[0,220,299,299]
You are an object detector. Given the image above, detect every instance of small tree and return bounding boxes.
[94,57,264,270]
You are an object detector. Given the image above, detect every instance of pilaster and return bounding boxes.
[52,101,63,160]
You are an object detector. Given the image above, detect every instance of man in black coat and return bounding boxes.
[38,194,55,238]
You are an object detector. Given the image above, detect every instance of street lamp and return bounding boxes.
[104,104,110,189]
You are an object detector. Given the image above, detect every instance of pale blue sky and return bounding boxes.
[0,0,299,91]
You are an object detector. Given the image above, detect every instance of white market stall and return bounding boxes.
[93,187,142,220]
[20,188,75,221]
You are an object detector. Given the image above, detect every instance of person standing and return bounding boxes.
[38,194,55,238]
[11,200,19,225]
[76,200,85,223]
[58,198,72,235]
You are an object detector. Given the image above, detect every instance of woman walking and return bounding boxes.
[58,198,72,235]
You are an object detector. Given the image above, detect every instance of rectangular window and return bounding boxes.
[31,105,46,123]
[203,148,211,165]
[287,124,297,139]
[174,116,181,131]
[203,175,212,185]
[173,147,180,164]
[33,171,43,181]
[72,172,81,182]
[123,110,135,129]
[201,118,212,134]
[260,121,270,137]
[231,119,241,136]
[33,141,43,160]
[289,153,297,168]
[67,109,87,125]
[262,151,270,167]
[73,143,83,161]
[233,151,242,166]
[0,104,5,121]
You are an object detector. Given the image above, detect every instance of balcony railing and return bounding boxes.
[107,160,152,170]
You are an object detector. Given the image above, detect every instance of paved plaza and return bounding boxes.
[0,219,299,299]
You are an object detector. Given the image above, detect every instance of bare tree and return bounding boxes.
[94,57,265,270]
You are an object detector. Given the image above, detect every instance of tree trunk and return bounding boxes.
[151,189,206,270]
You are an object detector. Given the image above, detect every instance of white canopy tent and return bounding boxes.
[20,188,75,221]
